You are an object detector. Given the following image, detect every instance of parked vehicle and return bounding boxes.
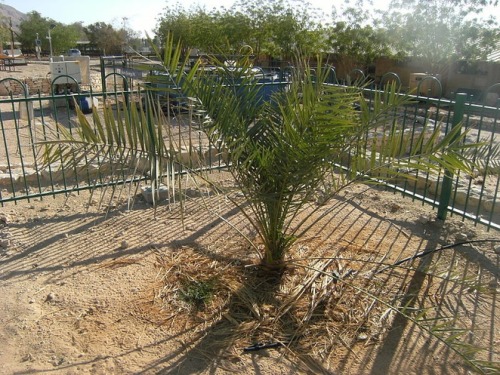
[67,49,81,57]
[3,49,23,57]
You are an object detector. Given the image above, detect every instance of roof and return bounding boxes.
[487,49,500,62]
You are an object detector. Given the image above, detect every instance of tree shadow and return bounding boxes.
[2,188,498,374]
[362,234,500,374]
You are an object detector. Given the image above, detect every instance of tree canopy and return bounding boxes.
[380,0,500,73]
[84,22,126,55]
[18,12,80,55]
[9,0,500,68]
[155,0,326,60]
[154,0,499,67]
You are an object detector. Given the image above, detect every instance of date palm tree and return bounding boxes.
[42,34,492,274]
[39,35,500,374]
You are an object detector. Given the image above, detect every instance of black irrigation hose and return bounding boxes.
[243,341,288,352]
[242,240,500,353]
[377,239,500,274]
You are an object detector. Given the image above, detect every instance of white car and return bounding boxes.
[67,49,81,57]
[3,49,23,57]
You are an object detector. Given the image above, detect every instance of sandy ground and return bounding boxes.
[0,179,499,374]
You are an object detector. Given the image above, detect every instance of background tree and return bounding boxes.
[380,0,500,74]
[0,13,11,52]
[84,22,126,55]
[49,24,81,55]
[233,0,324,62]
[69,21,89,43]
[155,4,197,53]
[155,0,325,63]
[156,5,252,55]
[18,12,79,55]
[326,3,392,79]
[153,0,499,70]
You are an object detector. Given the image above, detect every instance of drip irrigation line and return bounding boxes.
[243,341,288,352]
[377,239,500,274]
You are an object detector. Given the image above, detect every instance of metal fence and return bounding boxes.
[1,69,499,230]
[0,73,220,204]
[359,85,500,230]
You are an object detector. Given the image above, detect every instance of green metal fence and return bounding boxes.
[1,69,499,230]
[354,79,500,230]
[0,74,222,206]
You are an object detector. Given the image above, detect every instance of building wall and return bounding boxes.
[373,57,500,103]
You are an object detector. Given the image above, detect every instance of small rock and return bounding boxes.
[456,233,468,242]
[0,214,10,224]
[21,353,33,362]
[390,203,401,213]
[417,215,431,224]
[115,230,126,238]
[45,292,57,303]
[473,178,484,186]
[51,356,65,366]
[494,246,500,255]
[120,240,128,249]
[357,333,369,341]
[0,238,10,248]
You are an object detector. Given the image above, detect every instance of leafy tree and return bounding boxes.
[155,4,198,52]
[326,3,393,77]
[155,0,325,62]
[156,4,251,55]
[18,12,79,55]
[215,10,254,53]
[84,22,126,55]
[380,0,500,73]
[49,24,81,55]
[69,21,90,43]
[233,0,324,60]
[0,14,11,51]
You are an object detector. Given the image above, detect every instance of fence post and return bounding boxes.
[437,93,467,220]
[100,56,107,97]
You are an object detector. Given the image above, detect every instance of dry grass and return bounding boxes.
[146,221,499,374]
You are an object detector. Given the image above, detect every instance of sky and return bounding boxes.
[4,0,342,37]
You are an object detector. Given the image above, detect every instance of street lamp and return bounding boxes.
[47,23,55,60]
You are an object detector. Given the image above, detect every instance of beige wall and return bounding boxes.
[373,57,500,102]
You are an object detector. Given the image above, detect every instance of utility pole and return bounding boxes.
[47,24,55,60]
[9,18,15,57]
[35,33,41,60]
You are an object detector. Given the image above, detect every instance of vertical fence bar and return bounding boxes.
[437,93,467,220]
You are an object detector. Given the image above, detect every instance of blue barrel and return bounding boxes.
[79,92,93,114]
